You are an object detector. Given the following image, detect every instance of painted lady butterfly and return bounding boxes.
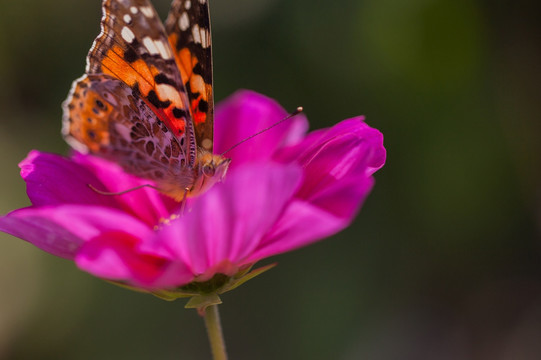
[62,0,230,201]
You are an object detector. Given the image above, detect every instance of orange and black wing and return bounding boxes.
[63,74,188,180]
[86,0,197,164]
[165,0,214,153]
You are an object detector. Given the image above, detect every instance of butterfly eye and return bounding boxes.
[202,164,215,177]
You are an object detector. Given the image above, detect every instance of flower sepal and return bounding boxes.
[146,263,277,312]
[185,293,223,316]
[150,289,200,301]
[221,262,277,293]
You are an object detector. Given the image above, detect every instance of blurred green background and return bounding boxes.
[1,0,540,359]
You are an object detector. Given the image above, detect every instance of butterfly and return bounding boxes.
[62,0,230,201]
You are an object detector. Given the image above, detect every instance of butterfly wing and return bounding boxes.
[62,0,225,200]
[63,74,194,199]
[86,0,197,165]
[165,0,214,153]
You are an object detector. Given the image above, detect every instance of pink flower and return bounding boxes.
[0,90,385,296]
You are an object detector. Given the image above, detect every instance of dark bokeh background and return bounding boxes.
[1,0,540,359]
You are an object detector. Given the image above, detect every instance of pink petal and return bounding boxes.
[0,205,151,259]
[214,90,308,168]
[0,207,85,259]
[249,118,386,259]
[20,151,119,209]
[20,150,175,226]
[249,175,375,261]
[149,163,303,280]
[75,230,194,288]
[248,200,347,262]
[277,117,385,178]
[276,117,386,204]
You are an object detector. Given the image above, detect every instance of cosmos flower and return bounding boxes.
[0,90,385,300]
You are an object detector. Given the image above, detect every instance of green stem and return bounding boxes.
[204,304,228,360]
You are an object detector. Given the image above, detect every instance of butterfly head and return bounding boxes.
[190,152,231,197]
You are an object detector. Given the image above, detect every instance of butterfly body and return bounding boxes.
[63,0,228,200]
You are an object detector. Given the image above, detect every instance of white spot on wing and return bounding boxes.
[200,27,210,48]
[179,12,190,31]
[198,0,206,4]
[192,24,201,44]
[123,14,132,24]
[140,6,154,18]
[191,26,210,48]
[141,37,173,59]
[185,0,191,9]
[155,40,173,60]
[143,36,159,55]
[130,6,138,14]
[121,26,135,43]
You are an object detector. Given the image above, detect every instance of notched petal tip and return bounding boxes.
[18,150,41,179]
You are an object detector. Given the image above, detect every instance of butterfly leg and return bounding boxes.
[87,183,162,196]
[180,187,190,215]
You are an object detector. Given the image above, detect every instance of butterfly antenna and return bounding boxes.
[88,183,162,196]
[220,106,304,156]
